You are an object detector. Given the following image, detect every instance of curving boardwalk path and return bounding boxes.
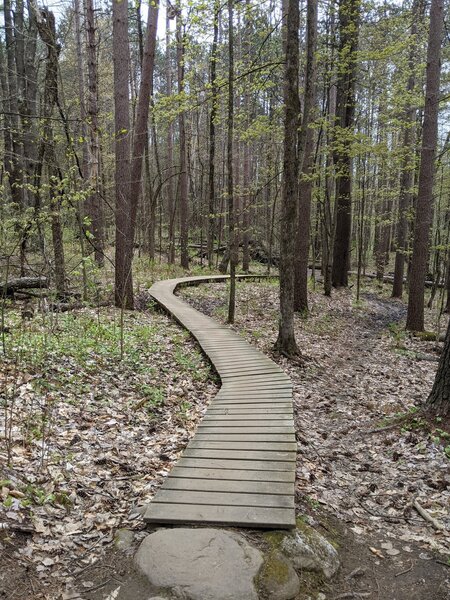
[144,275,296,529]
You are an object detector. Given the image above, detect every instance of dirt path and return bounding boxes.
[180,280,450,599]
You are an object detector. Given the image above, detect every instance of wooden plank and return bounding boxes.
[195,433,295,442]
[198,420,293,428]
[207,408,293,414]
[218,390,292,397]
[177,457,294,471]
[183,449,296,461]
[170,465,295,482]
[203,414,292,421]
[197,426,295,434]
[213,397,292,404]
[187,441,297,451]
[144,503,295,529]
[161,477,293,495]
[154,489,294,508]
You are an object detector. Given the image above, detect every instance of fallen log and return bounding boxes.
[0,277,48,296]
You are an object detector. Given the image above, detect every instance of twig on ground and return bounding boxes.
[436,559,450,568]
[395,561,413,577]
[346,567,365,580]
[413,498,445,531]
[333,593,371,599]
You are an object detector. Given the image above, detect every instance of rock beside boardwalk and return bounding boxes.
[135,528,263,600]
[279,521,340,579]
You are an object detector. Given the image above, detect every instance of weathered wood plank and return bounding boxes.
[161,477,293,495]
[170,466,295,482]
[187,441,297,451]
[194,433,295,442]
[153,489,294,508]
[144,502,295,529]
[198,420,293,428]
[177,457,294,471]
[183,448,296,461]
[197,427,295,435]
[203,414,292,421]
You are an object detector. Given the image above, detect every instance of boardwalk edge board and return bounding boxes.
[144,274,296,529]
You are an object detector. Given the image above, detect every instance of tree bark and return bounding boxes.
[425,317,450,416]
[207,1,220,269]
[294,0,318,312]
[406,0,443,331]
[177,7,189,269]
[113,0,132,308]
[392,0,421,298]
[275,0,300,356]
[33,5,66,296]
[227,0,237,324]
[84,0,104,266]
[331,0,360,288]
[165,16,176,264]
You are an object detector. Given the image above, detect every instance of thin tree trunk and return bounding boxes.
[113,0,132,308]
[227,0,236,324]
[207,2,219,269]
[177,8,189,269]
[392,1,421,298]
[166,15,176,264]
[406,0,443,331]
[331,0,360,288]
[33,7,66,295]
[294,0,318,312]
[85,0,104,266]
[275,0,300,356]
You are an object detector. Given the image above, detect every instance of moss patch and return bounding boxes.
[263,530,286,550]
[259,551,290,585]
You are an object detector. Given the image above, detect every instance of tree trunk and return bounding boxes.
[113,0,132,308]
[331,0,360,288]
[392,0,421,298]
[33,6,66,296]
[406,0,443,331]
[129,2,159,244]
[294,0,318,312]
[425,317,450,416]
[177,8,189,269]
[207,1,220,269]
[227,0,237,324]
[84,0,104,266]
[166,15,176,264]
[275,0,300,356]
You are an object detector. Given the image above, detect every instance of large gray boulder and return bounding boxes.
[135,528,263,600]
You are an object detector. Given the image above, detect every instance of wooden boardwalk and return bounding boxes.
[144,275,296,529]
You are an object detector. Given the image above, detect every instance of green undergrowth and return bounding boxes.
[1,305,211,423]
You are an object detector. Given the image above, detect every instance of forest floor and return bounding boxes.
[179,277,450,599]
[0,293,218,599]
[1,269,449,599]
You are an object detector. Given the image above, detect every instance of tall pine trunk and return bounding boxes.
[166,15,176,264]
[85,0,104,266]
[275,0,300,356]
[392,0,421,298]
[207,2,219,269]
[177,8,189,269]
[227,0,237,323]
[113,0,132,308]
[294,0,318,312]
[406,0,443,331]
[331,0,360,288]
